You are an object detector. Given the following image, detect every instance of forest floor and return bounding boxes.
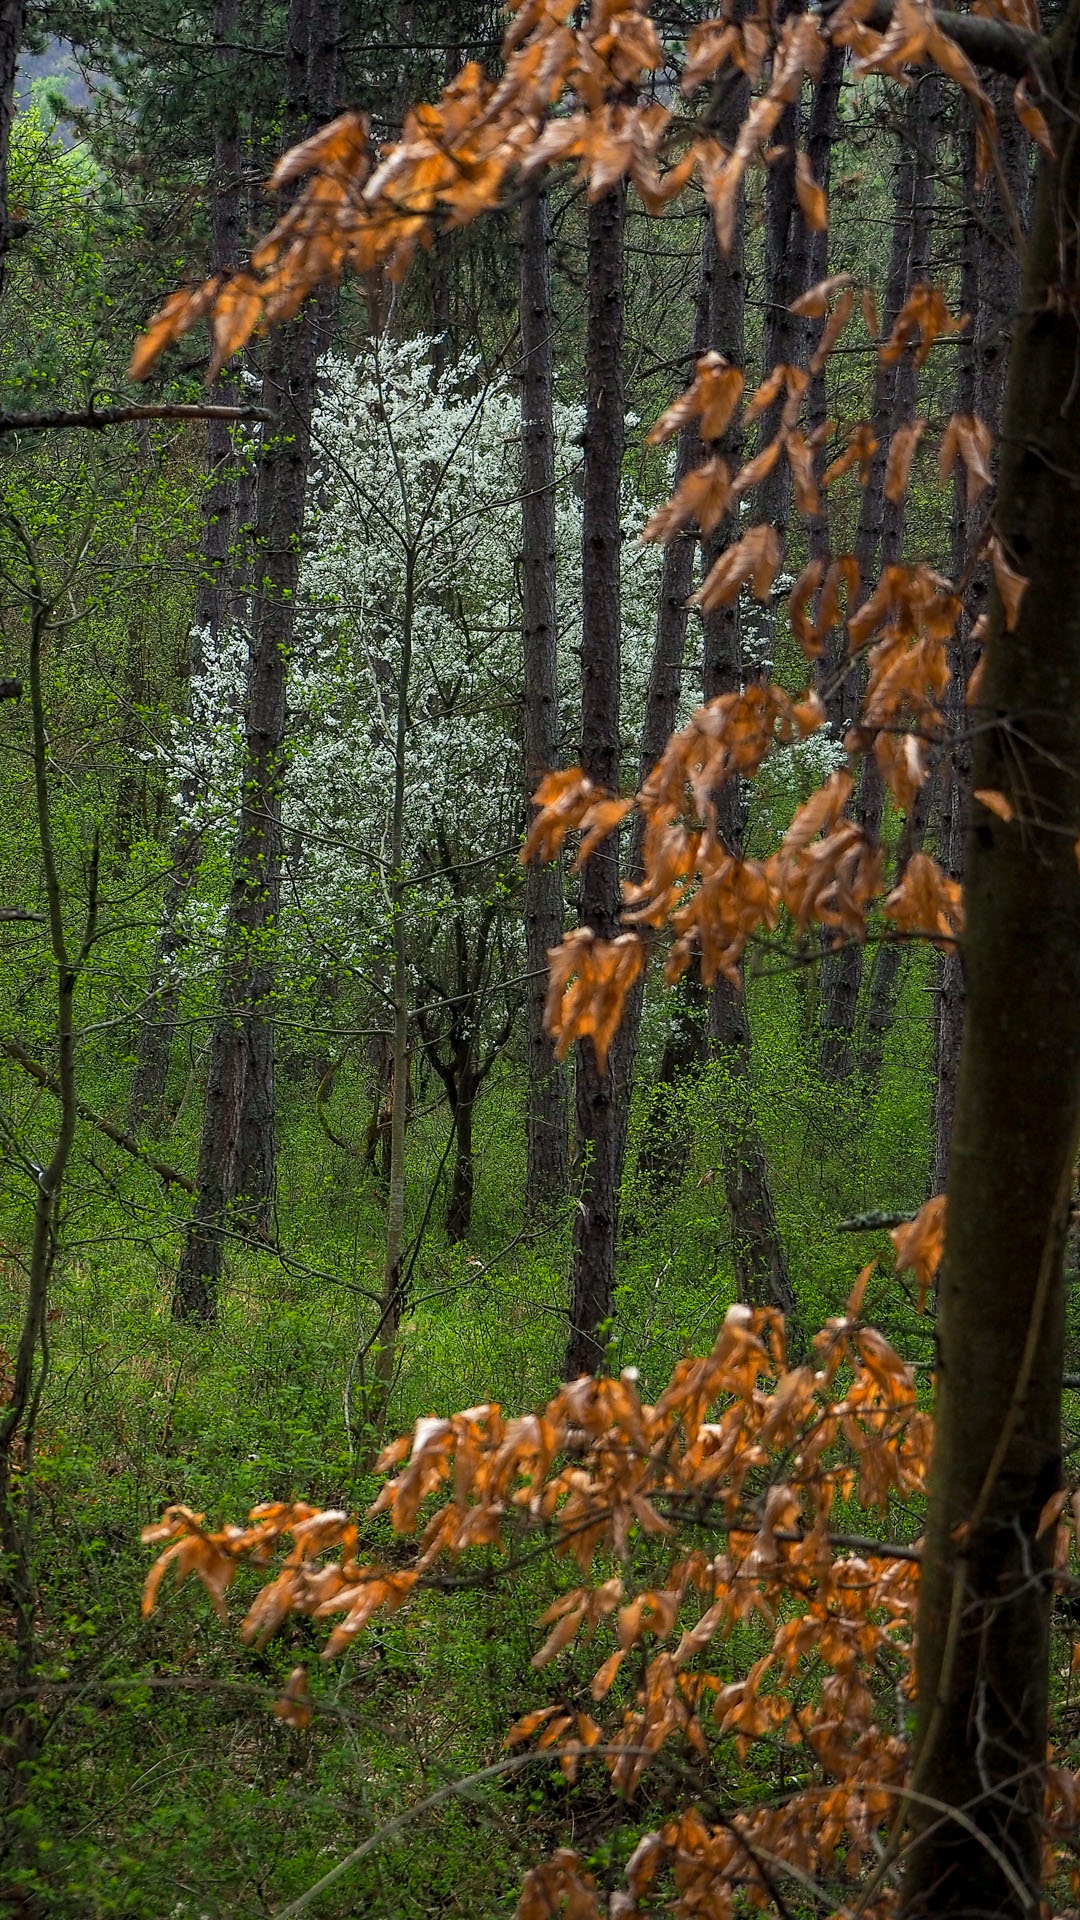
[0,997,937,1918]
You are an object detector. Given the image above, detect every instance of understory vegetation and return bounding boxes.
[6,0,1080,1913]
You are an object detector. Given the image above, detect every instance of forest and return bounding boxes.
[1,0,1079,1912]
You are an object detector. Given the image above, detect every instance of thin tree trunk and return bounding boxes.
[0,577,94,1768]
[853,74,946,1089]
[371,553,416,1413]
[520,185,569,1211]
[130,0,244,1130]
[0,0,24,304]
[621,222,715,1199]
[818,74,941,1079]
[174,0,337,1319]
[565,183,626,1380]
[678,84,796,1328]
[857,777,933,1087]
[446,1066,476,1243]
[932,87,1026,1191]
[902,31,1080,1906]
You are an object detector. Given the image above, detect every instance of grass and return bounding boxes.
[0,967,941,1917]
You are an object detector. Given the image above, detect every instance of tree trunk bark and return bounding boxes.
[689,103,798,1331]
[818,75,940,1079]
[520,185,569,1212]
[174,0,337,1318]
[130,0,244,1131]
[0,0,24,305]
[565,183,626,1380]
[932,87,1027,1191]
[903,26,1080,1907]
[620,223,715,1199]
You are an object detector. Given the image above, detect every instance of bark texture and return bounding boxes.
[696,86,798,1330]
[174,0,338,1320]
[520,186,569,1212]
[623,223,715,1198]
[903,26,1080,1910]
[0,0,24,304]
[130,0,245,1130]
[566,183,626,1380]
[818,73,942,1078]
[932,88,1026,1191]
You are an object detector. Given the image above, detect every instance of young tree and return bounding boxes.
[566,181,628,1380]
[818,71,945,1081]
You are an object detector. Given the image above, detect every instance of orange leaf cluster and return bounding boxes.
[939,412,993,500]
[521,767,634,868]
[890,1194,947,1309]
[847,564,959,810]
[884,850,964,945]
[543,927,645,1066]
[128,0,1030,385]
[143,1303,932,1916]
[880,281,966,369]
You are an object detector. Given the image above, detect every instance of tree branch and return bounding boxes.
[0,403,272,436]
[0,1035,197,1193]
[841,0,1046,78]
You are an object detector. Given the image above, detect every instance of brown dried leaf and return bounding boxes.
[692,525,780,610]
[988,535,1028,631]
[790,272,853,319]
[890,1194,946,1309]
[788,558,825,658]
[973,787,1014,823]
[884,419,926,505]
[272,1666,313,1731]
[1014,78,1053,155]
[794,149,827,231]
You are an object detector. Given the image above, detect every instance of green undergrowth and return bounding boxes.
[0,977,938,1917]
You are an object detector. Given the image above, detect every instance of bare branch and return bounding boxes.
[0,1034,197,1194]
[0,403,272,436]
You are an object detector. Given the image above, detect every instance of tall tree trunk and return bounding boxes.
[818,73,941,1079]
[704,592,797,1323]
[565,183,626,1380]
[902,31,1080,1908]
[520,185,569,1212]
[931,87,1026,1191]
[130,0,244,1130]
[854,72,946,1089]
[689,82,798,1329]
[0,0,24,304]
[174,0,338,1320]
[622,221,715,1199]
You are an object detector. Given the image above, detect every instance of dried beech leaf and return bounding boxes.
[794,149,827,230]
[890,1194,946,1309]
[988,535,1028,630]
[884,419,926,505]
[1014,78,1053,155]
[790,272,853,319]
[973,787,1014,823]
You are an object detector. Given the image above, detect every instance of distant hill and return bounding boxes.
[15,37,95,126]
